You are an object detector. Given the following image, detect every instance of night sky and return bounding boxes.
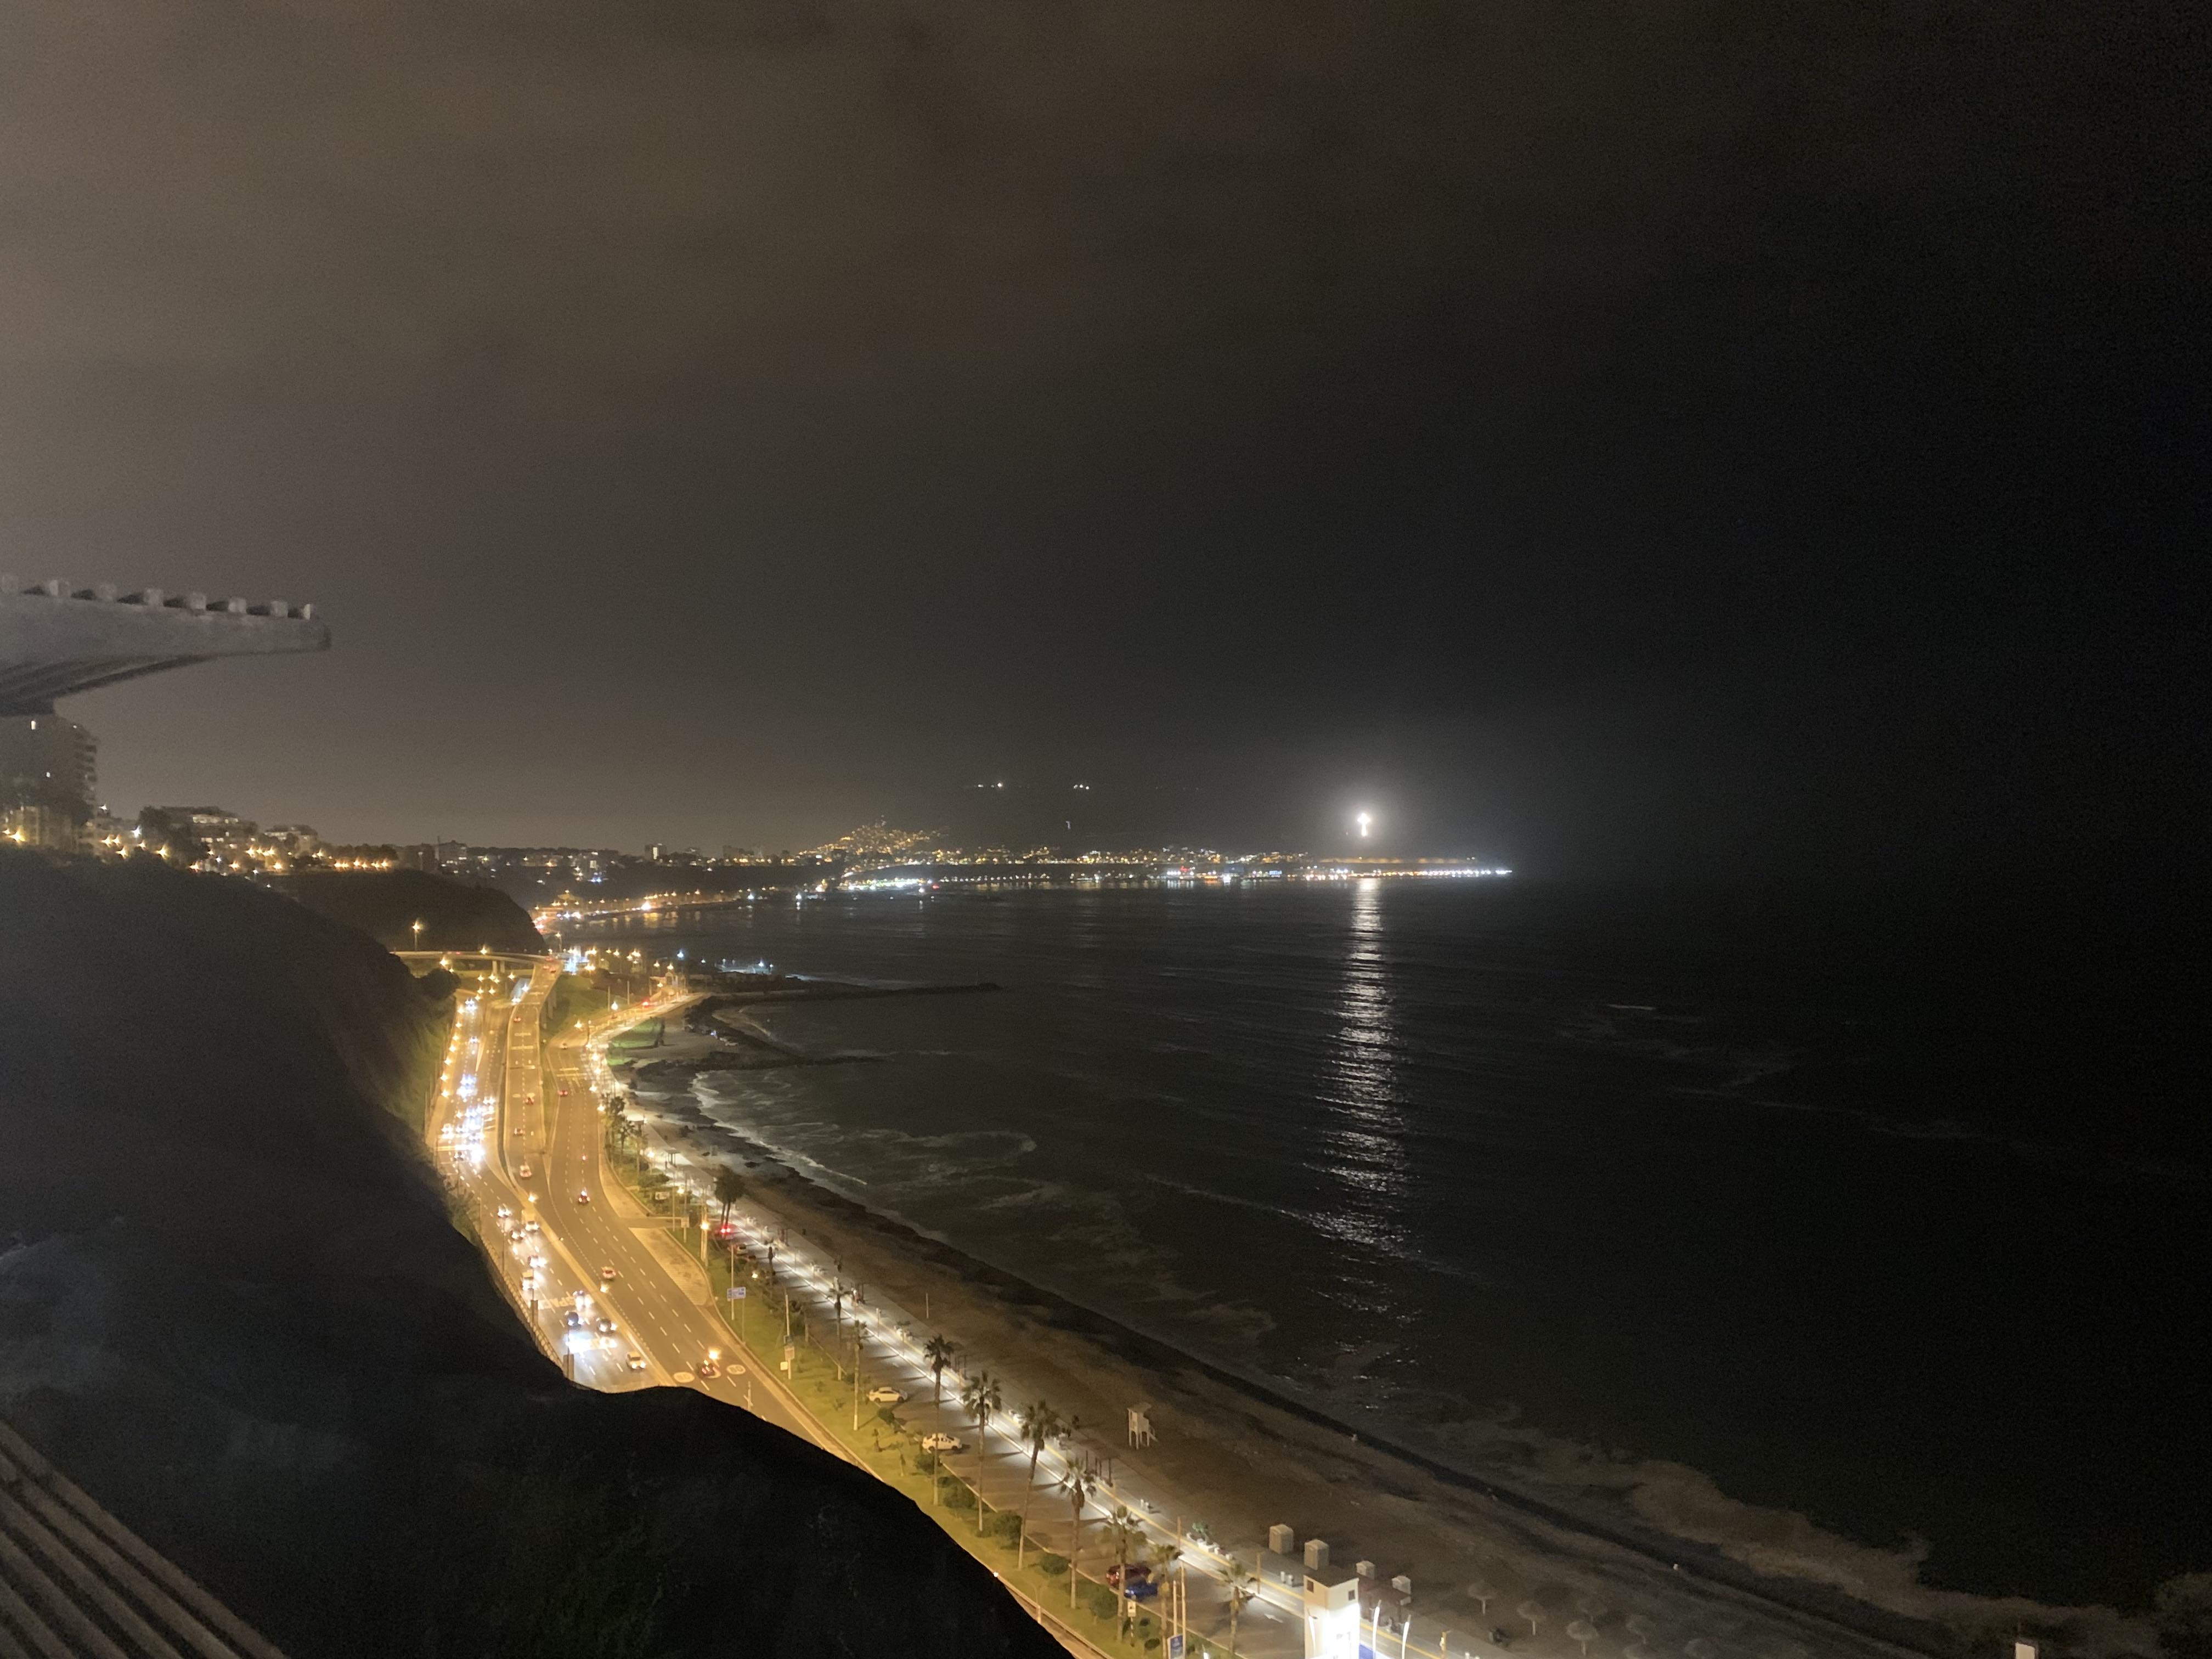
[4,2,2203,872]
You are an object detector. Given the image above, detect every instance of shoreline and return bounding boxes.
[619,1026,2157,1659]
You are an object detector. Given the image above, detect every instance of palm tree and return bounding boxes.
[959,1371,1002,1524]
[713,1166,745,1221]
[1224,1558,1258,1656]
[924,1334,957,1407]
[1102,1505,1146,1640]
[961,1371,1002,1442]
[1015,1400,1064,1565]
[1057,1464,1097,1610]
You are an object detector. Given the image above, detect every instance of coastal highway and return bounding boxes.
[461,968,825,1443]
[425,968,637,1395]
[535,1013,830,1447]
[421,962,998,1458]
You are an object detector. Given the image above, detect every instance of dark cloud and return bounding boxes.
[2,1,2202,868]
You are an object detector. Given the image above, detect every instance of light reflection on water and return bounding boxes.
[1317,878,1412,1260]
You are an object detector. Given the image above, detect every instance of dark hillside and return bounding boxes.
[0,850,1060,1659]
[273,866,543,953]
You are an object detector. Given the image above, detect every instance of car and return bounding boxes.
[600,1265,617,1281]
[625,1351,647,1372]
[920,1433,964,1453]
[595,1317,618,1335]
[495,1205,512,1221]
[575,1189,591,1204]
[697,1357,722,1380]
[865,1386,905,1404]
[517,1163,533,1179]
[559,1086,571,1096]
[1105,1564,1152,1589]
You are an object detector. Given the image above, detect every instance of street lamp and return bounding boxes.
[412,918,424,947]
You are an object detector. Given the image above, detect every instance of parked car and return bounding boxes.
[920,1432,964,1453]
[865,1387,905,1404]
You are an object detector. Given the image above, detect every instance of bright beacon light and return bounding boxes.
[1356,811,1373,838]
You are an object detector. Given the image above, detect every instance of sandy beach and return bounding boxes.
[613,1012,2157,1659]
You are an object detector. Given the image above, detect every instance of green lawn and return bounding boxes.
[605,1018,670,1053]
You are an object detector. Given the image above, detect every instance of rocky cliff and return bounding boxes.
[0,850,1060,1658]
[271,867,543,955]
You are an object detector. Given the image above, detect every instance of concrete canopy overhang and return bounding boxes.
[0,580,329,715]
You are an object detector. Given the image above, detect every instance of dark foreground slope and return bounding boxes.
[272,867,543,954]
[0,851,1059,1659]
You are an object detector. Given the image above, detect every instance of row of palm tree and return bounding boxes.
[884,1331,1268,1652]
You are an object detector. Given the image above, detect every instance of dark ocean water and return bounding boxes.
[578,877,2208,1608]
